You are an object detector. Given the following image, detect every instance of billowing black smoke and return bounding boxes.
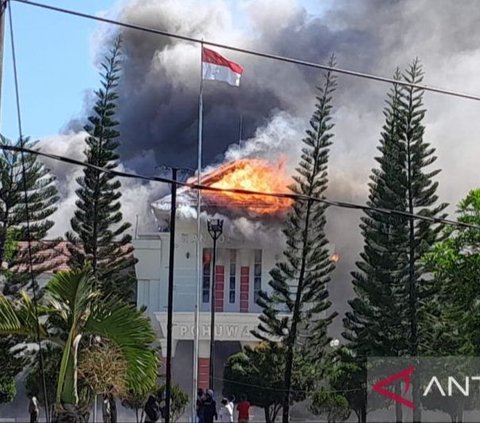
[50,0,480,332]
[107,0,382,171]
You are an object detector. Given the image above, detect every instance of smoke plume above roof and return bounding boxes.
[41,0,480,328]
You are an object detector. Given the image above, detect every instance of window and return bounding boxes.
[229,249,236,303]
[254,249,262,302]
[202,248,212,303]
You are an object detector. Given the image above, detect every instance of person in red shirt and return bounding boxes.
[236,394,250,423]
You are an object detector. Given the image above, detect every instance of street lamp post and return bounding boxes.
[207,218,223,391]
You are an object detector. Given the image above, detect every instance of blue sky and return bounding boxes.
[1,0,326,141]
[2,0,116,140]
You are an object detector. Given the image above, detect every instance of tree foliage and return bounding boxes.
[0,135,60,296]
[157,383,189,423]
[66,38,136,301]
[223,343,316,423]
[310,388,350,423]
[26,344,62,418]
[0,267,158,422]
[343,59,447,422]
[424,189,480,355]
[0,134,59,403]
[252,59,338,423]
[323,347,367,423]
[0,376,16,404]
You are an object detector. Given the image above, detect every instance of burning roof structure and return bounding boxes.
[152,158,293,222]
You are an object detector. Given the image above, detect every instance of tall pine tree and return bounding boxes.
[0,135,59,403]
[343,71,409,423]
[343,60,447,423]
[253,62,338,423]
[0,136,60,295]
[402,60,448,422]
[67,39,136,300]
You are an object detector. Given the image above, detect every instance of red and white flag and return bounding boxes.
[202,47,244,87]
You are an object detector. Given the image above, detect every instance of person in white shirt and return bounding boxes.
[219,398,233,423]
[27,393,40,423]
[227,395,235,415]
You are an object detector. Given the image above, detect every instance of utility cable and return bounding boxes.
[215,375,363,395]
[10,0,480,102]
[7,2,50,421]
[1,143,478,232]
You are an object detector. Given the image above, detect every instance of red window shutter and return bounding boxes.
[215,265,225,312]
[240,266,249,312]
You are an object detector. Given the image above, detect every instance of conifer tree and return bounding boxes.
[401,60,448,422]
[67,39,136,300]
[343,72,409,423]
[253,62,338,423]
[343,60,447,423]
[400,60,447,356]
[0,135,59,402]
[0,136,60,295]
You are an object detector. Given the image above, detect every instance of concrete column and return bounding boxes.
[160,339,179,358]
[160,339,178,376]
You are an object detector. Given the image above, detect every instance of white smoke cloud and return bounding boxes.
[38,133,165,238]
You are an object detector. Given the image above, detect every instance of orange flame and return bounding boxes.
[330,253,340,263]
[201,158,293,215]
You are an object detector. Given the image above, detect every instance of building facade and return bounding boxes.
[134,216,283,394]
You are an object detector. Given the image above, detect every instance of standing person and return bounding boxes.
[226,396,234,421]
[196,388,205,423]
[236,395,250,423]
[144,395,161,423]
[227,395,235,412]
[102,393,112,423]
[27,393,39,423]
[109,391,118,423]
[202,390,217,423]
[218,398,233,423]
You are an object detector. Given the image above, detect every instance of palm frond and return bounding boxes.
[0,292,47,338]
[85,296,158,395]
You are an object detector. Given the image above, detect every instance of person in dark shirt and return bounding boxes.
[144,395,160,422]
[197,388,205,423]
[202,389,218,423]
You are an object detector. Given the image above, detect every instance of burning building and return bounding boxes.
[133,158,336,400]
[134,159,292,393]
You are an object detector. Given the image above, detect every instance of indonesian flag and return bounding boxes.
[202,47,244,87]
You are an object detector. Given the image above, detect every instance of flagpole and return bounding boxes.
[192,40,204,422]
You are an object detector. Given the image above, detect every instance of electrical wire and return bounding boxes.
[2,143,479,232]
[6,2,50,421]
[215,375,363,395]
[10,0,480,102]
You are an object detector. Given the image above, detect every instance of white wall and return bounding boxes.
[134,218,282,318]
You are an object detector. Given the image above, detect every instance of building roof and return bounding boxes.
[152,159,292,221]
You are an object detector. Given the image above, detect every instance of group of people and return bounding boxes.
[26,389,250,423]
[196,389,250,423]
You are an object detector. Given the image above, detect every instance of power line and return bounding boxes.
[215,375,362,395]
[6,2,50,421]
[2,144,479,231]
[10,0,480,102]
